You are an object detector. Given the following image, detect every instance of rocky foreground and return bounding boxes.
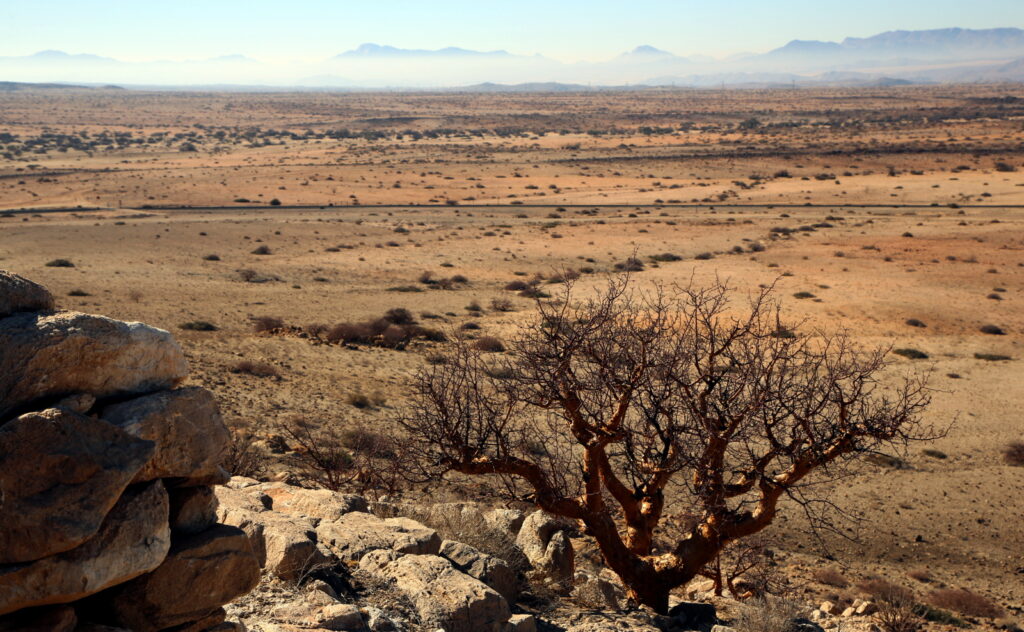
[0,270,903,632]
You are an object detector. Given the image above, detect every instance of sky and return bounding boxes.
[3,0,1023,62]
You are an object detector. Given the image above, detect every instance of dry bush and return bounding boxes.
[505,280,530,291]
[251,245,272,255]
[857,579,914,602]
[179,320,217,331]
[733,597,805,632]
[280,417,404,495]
[877,590,922,632]
[222,429,269,479]
[490,298,514,312]
[928,588,1004,618]
[473,336,506,352]
[252,316,285,333]
[231,360,280,378]
[1002,441,1024,466]
[812,567,849,588]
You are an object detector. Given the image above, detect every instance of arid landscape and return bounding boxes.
[2,84,1023,630]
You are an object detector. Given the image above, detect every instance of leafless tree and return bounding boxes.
[400,276,935,612]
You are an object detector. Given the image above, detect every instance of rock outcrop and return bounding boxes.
[0,271,257,631]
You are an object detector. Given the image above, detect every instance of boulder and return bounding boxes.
[668,601,717,628]
[260,513,330,581]
[359,550,510,632]
[0,271,53,319]
[316,513,440,562]
[0,311,188,420]
[271,602,367,631]
[0,407,154,564]
[571,571,625,610]
[0,604,76,631]
[100,387,229,483]
[161,607,226,632]
[256,483,367,525]
[439,540,518,603]
[508,614,537,632]
[101,524,260,631]
[515,511,574,586]
[169,486,219,535]
[0,481,170,616]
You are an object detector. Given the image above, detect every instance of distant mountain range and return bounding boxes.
[3,28,1024,89]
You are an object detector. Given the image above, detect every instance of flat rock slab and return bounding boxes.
[316,512,440,562]
[0,408,154,564]
[0,271,53,319]
[102,523,260,631]
[0,311,187,420]
[256,482,368,525]
[100,387,229,483]
[0,481,170,616]
[359,550,510,632]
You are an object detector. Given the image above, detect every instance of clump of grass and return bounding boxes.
[613,257,645,272]
[975,352,1011,361]
[921,449,947,459]
[980,324,1006,335]
[179,321,217,331]
[474,336,506,352]
[893,348,928,360]
[251,245,272,255]
[927,588,1004,619]
[650,252,682,262]
[812,567,849,587]
[45,258,75,268]
[1002,441,1024,467]
[252,316,285,333]
[203,254,221,261]
[504,280,530,291]
[387,285,423,292]
[905,318,927,328]
[230,360,279,378]
[67,289,90,297]
[793,291,816,299]
[694,252,715,260]
[857,578,914,602]
[490,297,514,312]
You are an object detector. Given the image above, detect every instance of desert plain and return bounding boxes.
[1,84,1022,627]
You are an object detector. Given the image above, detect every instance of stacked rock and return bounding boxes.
[0,271,259,632]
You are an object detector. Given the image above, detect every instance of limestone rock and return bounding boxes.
[100,387,229,483]
[102,524,260,631]
[515,511,574,586]
[439,540,518,603]
[169,486,219,535]
[0,271,53,319]
[0,311,188,420]
[316,512,440,562]
[508,613,537,632]
[272,602,367,631]
[0,481,170,616]
[0,407,154,564]
[571,571,624,610]
[359,550,510,632]
[257,482,368,525]
[261,512,329,581]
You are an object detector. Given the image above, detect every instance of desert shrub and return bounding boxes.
[450,274,469,284]
[877,590,922,632]
[519,287,550,299]
[994,162,1017,173]
[980,324,1006,335]
[269,198,282,206]
[340,426,396,459]
[425,353,448,365]
[908,569,932,582]
[347,391,372,409]
[460,322,481,331]
[905,319,926,328]
[694,252,714,260]
[231,360,280,378]
[387,285,423,292]
[792,291,815,299]
[222,429,268,479]
[975,353,1011,361]
[251,245,272,255]
[473,336,505,352]
[733,597,805,632]
[504,280,530,291]
[305,323,329,337]
[858,579,913,602]
[280,416,403,494]
[893,348,928,360]
[203,254,221,261]
[812,567,849,587]
[921,449,947,459]
[466,301,483,312]
[490,298,514,312]
[326,323,373,344]
[383,308,415,325]
[179,321,217,331]
[928,588,1003,618]
[67,289,90,297]
[613,257,645,272]
[252,316,285,333]
[1002,441,1024,466]
[650,253,682,262]
[45,258,74,267]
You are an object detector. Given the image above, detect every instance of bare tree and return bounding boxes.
[400,276,935,612]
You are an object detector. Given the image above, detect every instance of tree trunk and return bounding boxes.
[625,579,671,614]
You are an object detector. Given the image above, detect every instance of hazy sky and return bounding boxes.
[3,0,1022,62]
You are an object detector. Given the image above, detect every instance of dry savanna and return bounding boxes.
[1,84,1022,631]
